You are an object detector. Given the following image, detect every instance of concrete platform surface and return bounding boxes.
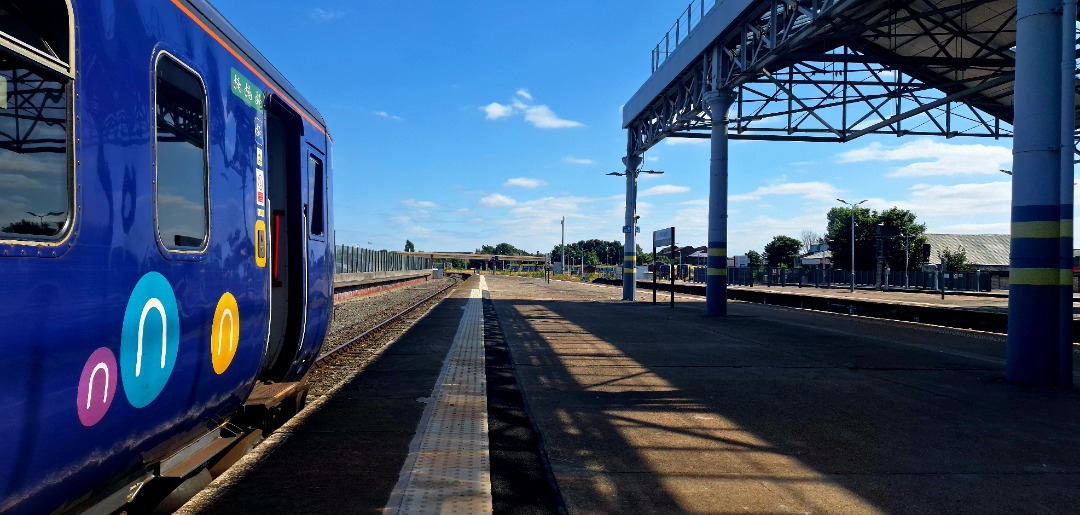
[487,275,1080,514]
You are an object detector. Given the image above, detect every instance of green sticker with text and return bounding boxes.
[230,68,263,111]
[0,76,7,109]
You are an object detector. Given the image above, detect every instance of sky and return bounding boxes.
[208,1,1065,258]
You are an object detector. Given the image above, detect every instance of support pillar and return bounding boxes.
[704,90,736,316]
[622,154,642,301]
[1060,0,1076,386]
[1008,0,1067,384]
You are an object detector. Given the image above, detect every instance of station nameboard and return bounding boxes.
[653,227,674,247]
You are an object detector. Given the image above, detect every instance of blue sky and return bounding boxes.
[210,1,1044,258]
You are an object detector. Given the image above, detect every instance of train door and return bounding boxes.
[260,97,307,381]
[277,144,331,379]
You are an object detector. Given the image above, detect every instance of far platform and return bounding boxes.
[488,275,1080,513]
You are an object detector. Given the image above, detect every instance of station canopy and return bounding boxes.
[623,0,1078,154]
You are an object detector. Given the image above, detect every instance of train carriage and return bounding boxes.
[0,1,333,512]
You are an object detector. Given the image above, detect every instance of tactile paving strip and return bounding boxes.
[386,276,492,514]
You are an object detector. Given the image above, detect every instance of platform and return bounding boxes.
[488,276,1080,513]
[182,275,1080,513]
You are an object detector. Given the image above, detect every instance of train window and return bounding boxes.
[155,55,208,251]
[0,51,71,240]
[308,154,324,236]
[0,2,71,69]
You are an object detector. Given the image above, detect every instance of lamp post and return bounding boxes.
[560,216,566,274]
[899,232,910,289]
[836,198,867,292]
[608,167,664,300]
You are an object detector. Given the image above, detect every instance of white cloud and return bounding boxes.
[503,177,547,188]
[401,199,437,209]
[729,213,830,253]
[309,8,344,21]
[480,193,517,207]
[482,102,513,120]
[374,111,402,121]
[494,195,627,250]
[523,105,583,128]
[562,156,597,165]
[663,137,709,146]
[481,91,583,129]
[730,181,841,203]
[897,181,1011,217]
[640,185,690,196]
[837,139,1012,177]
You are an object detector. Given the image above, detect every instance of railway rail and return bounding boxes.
[306,276,462,398]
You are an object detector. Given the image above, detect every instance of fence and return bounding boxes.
[334,245,432,275]
[727,267,1007,292]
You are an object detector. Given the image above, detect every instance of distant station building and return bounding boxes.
[923,234,1010,271]
[655,245,707,265]
[800,243,832,268]
[800,250,832,268]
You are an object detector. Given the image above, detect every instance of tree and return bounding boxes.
[550,239,626,265]
[763,235,802,267]
[800,230,823,253]
[825,206,926,271]
[938,245,969,271]
[404,239,415,252]
[746,249,763,269]
[476,243,529,256]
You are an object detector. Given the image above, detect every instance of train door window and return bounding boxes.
[308,154,324,237]
[154,54,208,251]
[0,1,73,242]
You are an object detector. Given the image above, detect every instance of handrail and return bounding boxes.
[651,0,717,73]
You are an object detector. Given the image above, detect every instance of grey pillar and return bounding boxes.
[704,90,736,316]
[622,154,642,301]
[1008,0,1066,384]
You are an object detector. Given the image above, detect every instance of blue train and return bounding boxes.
[0,1,333,512]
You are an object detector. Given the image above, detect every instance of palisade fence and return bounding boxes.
[334,245,432,275]
[727,267,1008,292]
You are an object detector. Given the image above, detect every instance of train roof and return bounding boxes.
[183,0,328,133]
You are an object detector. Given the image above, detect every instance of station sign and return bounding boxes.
[653,227,674,247]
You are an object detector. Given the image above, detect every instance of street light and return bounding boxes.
[608,167,664,297]
[898,231,910,289]
[26,211,64,231]
[836,198,867,292]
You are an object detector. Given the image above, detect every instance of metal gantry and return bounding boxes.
[625,0,1031,155]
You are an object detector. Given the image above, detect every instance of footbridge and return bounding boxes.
[618,0,1077,385]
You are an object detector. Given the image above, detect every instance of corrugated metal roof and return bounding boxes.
[924,234,1010,268]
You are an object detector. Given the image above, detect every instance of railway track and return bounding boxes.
[306,276,462,397]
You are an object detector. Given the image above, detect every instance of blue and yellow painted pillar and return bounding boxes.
[1007,0,1071,385]
[622,154,642,301]
[704,90,736,316]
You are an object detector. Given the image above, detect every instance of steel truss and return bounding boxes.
[626,0,1048,155]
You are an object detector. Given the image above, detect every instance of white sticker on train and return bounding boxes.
[256,168,265,206]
